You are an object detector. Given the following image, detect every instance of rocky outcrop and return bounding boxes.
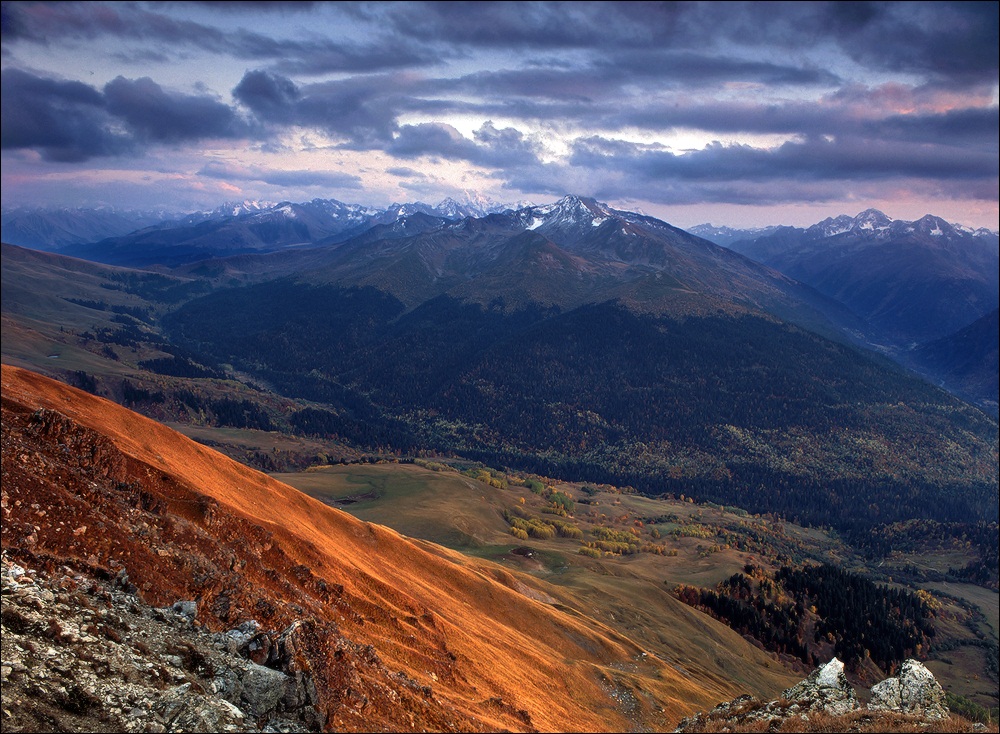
[780,656,860,716]
[675,657,953,732]
[0,552,318,733]
[868,659,950,720]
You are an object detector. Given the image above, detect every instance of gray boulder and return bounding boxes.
[869,659,949,720]
[781,657,860,716]
[154,683,248,732]
[239,662,292,719]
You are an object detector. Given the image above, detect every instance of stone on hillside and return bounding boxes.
[781,657,860,716]
[172,600,198,619]
[154,683,248,733]
[869,659,949,720]
[239,661,292,719]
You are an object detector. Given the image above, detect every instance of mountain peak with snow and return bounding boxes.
[807,209,894,239]
[210,200,277,218]
[853,208,894,231]
[909,214,954,237]
[432,194,520,219]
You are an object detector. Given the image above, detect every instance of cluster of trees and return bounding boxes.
[513,475,576,516]
[776,564,935,669]
[503,507,582,541]
[674,563,936,673]
[118,379,273,431]
[121,378,165,406]
[138,355,224,380]
[173,391,274,431]
[674,579,809,662]
[288,406,417,453]
[80,320,150,348]
[585,525,643,555]
[70,370,99,394]
[462,466,508,489]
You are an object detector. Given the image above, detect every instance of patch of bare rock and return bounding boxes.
[0,551,319,733]
[675,657,989,733]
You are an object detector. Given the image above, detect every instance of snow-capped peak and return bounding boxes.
[215,200,276,218]
[511,195,630,235]
[427,193,527,219]
[535,195,614,223]
[810,214,856,237]
[807,209,894,239]
[852,208,893,231]
[911,214,953,237]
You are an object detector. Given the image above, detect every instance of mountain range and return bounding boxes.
[693,208,999,412]
[1,195,525,268]
[7,197,996,399]
[699,208,999,344]
[2,195,996,537]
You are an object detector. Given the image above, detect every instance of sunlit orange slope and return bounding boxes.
[1,364,784,731]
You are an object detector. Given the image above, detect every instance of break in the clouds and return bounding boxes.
[1,1,997,228]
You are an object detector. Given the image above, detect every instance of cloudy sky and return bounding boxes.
[1,1,997,228]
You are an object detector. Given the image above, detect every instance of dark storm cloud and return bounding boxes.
[181,2,321,12]
[610,101,833,137]
[232,70,302,125]
[568,135,997,186]
[1,68,254,160]
[868,107,1000,148]
[10,2,993,85]
[703,2,998,86]
[597,51,841,87]
[234,70,407,146]
[0,68,130,161]
[0,0,29,40]
[386,123,480,160]
[3,2,235,46]
[386,121,544,169]
[358,1,622,49]
[444,61,829,106]
[372,1,997,85]
[823,2,999,85]
[103,76,252,143]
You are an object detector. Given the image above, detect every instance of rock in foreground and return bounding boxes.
[780,657,860,717]
[675,657,989,733]
[869,659,950,720]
